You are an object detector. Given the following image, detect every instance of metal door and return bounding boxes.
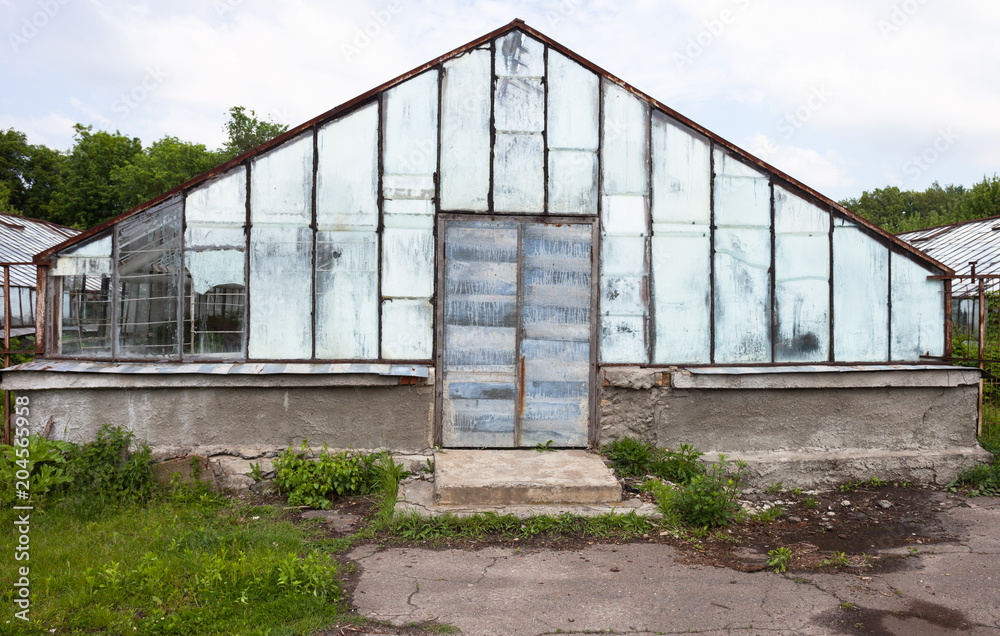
[439,217,595,447]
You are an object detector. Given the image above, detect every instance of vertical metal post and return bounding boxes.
[3,264,10,444]
[978,276,986,437]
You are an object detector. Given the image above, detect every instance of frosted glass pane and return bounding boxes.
[495,78,544,133]
[651,112,710,225]
[58,234,111,258]
[602,80,649,196]
[891,252,945,359]
[713,150,769,227]
[833,223,888,362]
[381,228,434,298]
[248,225,312,359]
[494,133,544,213]
[600,316,646,364]
[383,71,438,177]
[382,299,433,359]
[316,231,377,359]
[186,167,246,226]
[774,186,828,233]
[774,235,829,362]
[317,102,378,230]
[548,150,597,215]
[652,233,711,364]
[602,195,648,236]
[441,49,491,211]
[250,134,313,226]
[548,50,598,151]
[714,227,771,363]
[496,31,544,78]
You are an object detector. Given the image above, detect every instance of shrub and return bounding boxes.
[600,437,655,477]
[0,434,73,504]
[62,424,155,503]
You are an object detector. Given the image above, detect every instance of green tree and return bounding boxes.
[221,106,288,159]
[47,124,142,229]
[21,143,66,221]
[0,129,31,210]
[840,182,969,233]
[956,175,1000,221]
[111,136,226,209]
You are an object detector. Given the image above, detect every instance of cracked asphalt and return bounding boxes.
[346,497,1000,635]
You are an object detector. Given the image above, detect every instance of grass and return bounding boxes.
[0,494,345,635]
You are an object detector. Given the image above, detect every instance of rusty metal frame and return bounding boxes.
[433,212,599,449]
[1,261,46,444]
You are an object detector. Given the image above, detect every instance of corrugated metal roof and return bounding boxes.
[0,213,77,288]
[2,360,431,377]
[899,215,1000,295]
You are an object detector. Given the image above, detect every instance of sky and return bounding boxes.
[1,0,998,202]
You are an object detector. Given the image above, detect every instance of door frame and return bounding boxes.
[433,213,601,448]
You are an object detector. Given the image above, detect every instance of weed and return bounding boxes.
[767,547,792,573]
[946,460,1000,497]
[0,434,73,504]
[821,551,849,568]
[764,482,783,495]
[273,443,406,509]
[601,437,655,478]
[803,496,818,509]
[752,505,784,523]
[535,440,556,452]
[671,455,745,528]
[248,462,263,482]
[841,602,856,610]
[789,487,803,496]
[907,547,919,557]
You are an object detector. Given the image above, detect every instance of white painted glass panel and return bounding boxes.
[651,112,710,225]
[317,102,378,231]
[891,252,945,360]
[58,235,111,258]
[496,31,544,78]
[382,175,435,200]
[186,167,246,227]
[316,231,377,359]
[495,78,544,133]
[600,235,647,364]
[547,50,599,151]
[602,80,649,196]
[250,134,313,226]
[248,225,312,359]
[383,71,438,178]
[381,228,434,299]
[382,299,433,360]
[600,316,646,364]
[548,150,597,215]
[494,133,544,213]
[602,195,648,236]
[833,222,889,362]
[774,187,829,362]
[713,150,769,227]
[714,227,771,363]
[441,49,491,211]
[652,233,711,363]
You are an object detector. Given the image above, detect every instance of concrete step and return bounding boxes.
[433,449,622,506]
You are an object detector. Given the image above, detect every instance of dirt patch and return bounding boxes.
[814,599,973,635]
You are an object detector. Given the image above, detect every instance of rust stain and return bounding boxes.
[518,354,526,418]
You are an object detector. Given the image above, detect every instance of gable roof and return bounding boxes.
[35,19,950,274]
[0,212,77,287]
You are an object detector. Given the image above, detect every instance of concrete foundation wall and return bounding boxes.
[16,383,435,457]
[599,367,990,488]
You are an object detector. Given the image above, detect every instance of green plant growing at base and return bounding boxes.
[600,437,655,477]
[0,434,73,504]
[803,496,818,509]
[821,551,849,567]
[534,440,555,452]
[600,437,706,485]
[248,462,263,482]
[671,454,745,528]
[767,547,792,573]
[764,482,783,495]
[273,442,406,510]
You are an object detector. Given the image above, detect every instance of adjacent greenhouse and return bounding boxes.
[4,21,984,485]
